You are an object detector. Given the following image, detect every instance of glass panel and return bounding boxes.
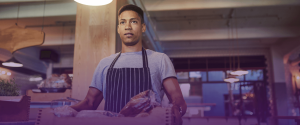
[202,83,228,116]
[179,83,190,97]
[208,71,225,81]
[189,71,206,82]
[236,75,244,81]
[201,72,207,82]
[176,72,189,83]
[189,71,201,78]
[177,72,189,79]
[245,69,263,81]
[230,82,253,94]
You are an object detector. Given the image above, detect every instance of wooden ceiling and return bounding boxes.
[0,0,299,56]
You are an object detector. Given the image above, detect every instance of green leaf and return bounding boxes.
[0,78,20,96]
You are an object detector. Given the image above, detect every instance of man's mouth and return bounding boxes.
[124,33,134,37]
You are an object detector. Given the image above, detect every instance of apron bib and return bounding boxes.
[104,48,152,113]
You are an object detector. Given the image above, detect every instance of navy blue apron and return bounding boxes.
[104,48,152,113]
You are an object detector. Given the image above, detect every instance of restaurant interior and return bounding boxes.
[0,0,300,125]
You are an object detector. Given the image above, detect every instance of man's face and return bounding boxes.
[118,10,146,46]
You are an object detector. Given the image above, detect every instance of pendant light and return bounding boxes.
[224,10,239,83]
[230,70,249,76]
[2,57,23,67]
[230,10,248,76]
[225,74,240,83]
[224,74,239,83]
[74,0,113,6]
[224,57,239,83]
[224,60,239,83]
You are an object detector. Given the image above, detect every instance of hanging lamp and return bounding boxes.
[230,10,248,76]
[2,57,23,67]
[224,62,239,83]
[224,10,239,83]
[224,75,239,83]
[74,0,113,6]
[230,69,249,76]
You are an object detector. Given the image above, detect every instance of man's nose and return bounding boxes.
[125,23,132,30]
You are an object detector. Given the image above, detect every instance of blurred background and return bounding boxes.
[0,0,300,125]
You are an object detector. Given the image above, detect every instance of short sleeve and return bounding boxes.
[89,60,105,92]
[160,54,177,83]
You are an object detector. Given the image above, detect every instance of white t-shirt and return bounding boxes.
[89,49,177,103]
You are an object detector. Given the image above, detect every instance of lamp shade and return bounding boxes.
[2,57,23,67]
[224,75,239,83]
[230,69,249,76]
[74,0,113,6]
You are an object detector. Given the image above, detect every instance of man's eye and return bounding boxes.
[120,22,125,24]
[132,21,137,23]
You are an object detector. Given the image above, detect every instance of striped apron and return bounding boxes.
[104,48,152,113]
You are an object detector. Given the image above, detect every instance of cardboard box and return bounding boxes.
[35,107,174,125]
[0,96,31,122]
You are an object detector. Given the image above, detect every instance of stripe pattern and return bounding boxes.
[104,48,152,113]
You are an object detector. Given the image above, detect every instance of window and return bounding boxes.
[208,71,225,81]
[245,70,263,81]
[179,83,190,97]
[176,72,189,83]
[189,71,206,82]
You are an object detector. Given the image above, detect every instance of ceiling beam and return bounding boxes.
[158,27,300,41]
[165,48,269,58]
[143,0,300,11]
[0,1,76,19]
[161,39,278,50]
[0,0,61,2]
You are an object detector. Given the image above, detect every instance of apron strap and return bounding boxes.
[109,47,149,69]
[109,52,121,69]
[142,48,148,68]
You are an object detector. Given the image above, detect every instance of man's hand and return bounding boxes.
[53,87,103,117]
[163,77,187,125]
[70,87,103,111]
[172,104,183,125]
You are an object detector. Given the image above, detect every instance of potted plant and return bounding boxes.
[0,78,31,122]
[0,79,20,96]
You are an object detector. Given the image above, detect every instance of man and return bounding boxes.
[56,4,186,124]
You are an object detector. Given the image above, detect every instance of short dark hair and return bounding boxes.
[118,4,144,24]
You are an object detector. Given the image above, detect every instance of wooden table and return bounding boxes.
[275,116,300,125]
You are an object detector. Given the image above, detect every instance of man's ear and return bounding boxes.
[117,24,120,34]
[142,23,146,33]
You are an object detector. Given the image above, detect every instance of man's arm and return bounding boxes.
[163,77,187,116]
[70,87,103,111]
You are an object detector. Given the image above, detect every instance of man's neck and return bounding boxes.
[121,41,143,53]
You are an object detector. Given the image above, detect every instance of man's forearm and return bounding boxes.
[169,93,187,116]
[163,78,187,116]
[70,98,96,112]
[70,87,103,112]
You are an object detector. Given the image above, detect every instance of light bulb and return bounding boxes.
[230,70,249,76]
[224,77,239,83]
[74,0,113,6]
[2,62,23,67]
